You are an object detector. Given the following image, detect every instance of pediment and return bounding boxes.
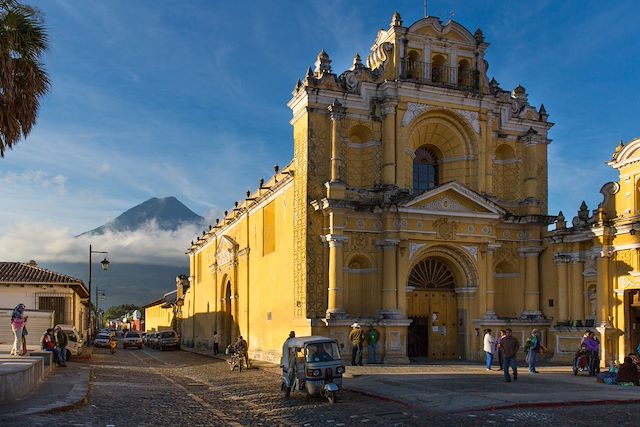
[215,235,239,267]
[401,182,506,217]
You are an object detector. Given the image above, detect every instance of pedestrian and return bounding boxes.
[349,323,365,366]
[234,335,250,369]
[54,326,68,365]
[10,303,26,356]
[483,328,496,371]
[496,329,506,370]
[21,315,29,356]
[367,325,379,364]
[40,328,64,366]
[498,328,519,382]
[281,331,296,368]
[524,329,544,373]
[213,330,220,355]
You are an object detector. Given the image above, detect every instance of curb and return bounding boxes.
[3,367,91,418]
[477,398,640,412]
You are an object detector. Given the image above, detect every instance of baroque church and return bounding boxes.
[177,12,640,366]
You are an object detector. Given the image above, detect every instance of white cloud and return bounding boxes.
[0,170,67,196]
[0,221,199,266]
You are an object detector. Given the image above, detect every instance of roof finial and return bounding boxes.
[391,11,402,27]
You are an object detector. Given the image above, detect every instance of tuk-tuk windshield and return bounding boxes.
[305,341,340,363]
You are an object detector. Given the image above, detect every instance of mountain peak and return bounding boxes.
[79,196,204,236]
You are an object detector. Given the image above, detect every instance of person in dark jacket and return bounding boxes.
[616,356,640,385]
[498,328,520,382]
[54,326,68,365]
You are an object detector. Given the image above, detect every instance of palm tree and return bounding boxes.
[0,0,50,158]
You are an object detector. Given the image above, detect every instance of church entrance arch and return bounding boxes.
[223,280,233,347]
[407,258,459,359]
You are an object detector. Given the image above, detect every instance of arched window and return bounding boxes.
[413,146,439,194]
[408,258,455,289]
[406,50,421,80]
[457,59,470,88]
[431,54,446,83]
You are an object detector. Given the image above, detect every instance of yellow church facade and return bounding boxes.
[181,13,638,366]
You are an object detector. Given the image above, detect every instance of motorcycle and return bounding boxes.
[281,336,344,404]
[109,339,117,354]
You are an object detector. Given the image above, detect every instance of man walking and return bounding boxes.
[498,328,519,382]
[349,323,365,366]
[212,330,220,355]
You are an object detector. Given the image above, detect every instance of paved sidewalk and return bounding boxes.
[342,363,640,413]
[0,359,90,417]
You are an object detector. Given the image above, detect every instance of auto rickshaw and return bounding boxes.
[281,336,345,404]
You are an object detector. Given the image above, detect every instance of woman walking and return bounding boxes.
[10,303,26,356]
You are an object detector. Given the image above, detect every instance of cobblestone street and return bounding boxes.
[6,348,640,426]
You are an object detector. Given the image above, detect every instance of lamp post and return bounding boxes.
[88,244,110,343]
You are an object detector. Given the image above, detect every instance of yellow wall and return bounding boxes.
[144,302,172,332]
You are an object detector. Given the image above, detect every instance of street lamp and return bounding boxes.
[88,244,110,343]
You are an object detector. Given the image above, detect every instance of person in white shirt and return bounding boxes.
[483,329,496,371]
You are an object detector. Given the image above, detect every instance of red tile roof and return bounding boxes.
[0,262,88,298]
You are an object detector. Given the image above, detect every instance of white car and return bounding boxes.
[123,332,143,349]
[94,333,111,348]
[55,324,84,360]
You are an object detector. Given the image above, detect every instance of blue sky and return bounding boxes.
[0,0,638,265]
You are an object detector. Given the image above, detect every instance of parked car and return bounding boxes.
[123,331,143,349]
[55,324,84,360]
[94,333,111,348]
[147,332,159,349]
[157,330,180,351]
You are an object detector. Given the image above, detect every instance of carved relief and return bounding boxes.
[401,102,480,134]
[434,218,458,240]
[495,241,518,265]
[366,42,393,71]
[423,196,468,212]
[349,233,369,252]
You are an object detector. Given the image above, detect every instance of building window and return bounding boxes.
[38,296,71,325]
[413,146,439,194]
[263,201,276,255]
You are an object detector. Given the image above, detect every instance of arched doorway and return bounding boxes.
[223,280,233,347]
[407,258,459,359]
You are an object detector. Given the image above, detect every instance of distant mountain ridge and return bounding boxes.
[79,196,204,236]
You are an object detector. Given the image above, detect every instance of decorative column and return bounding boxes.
[328,99,345,183]
[379,239,400,318]
[326,234,348,318]
[596,249,611,326]
[554,255,569,322]
[327,99,347,199]
[484,244,498,319]
[381,101,397,186]
[397,242,409,317]
[521,247,543,316]
[570,257,585,321]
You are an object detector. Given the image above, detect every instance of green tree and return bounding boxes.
[0,0,50,157]
[103,304,140,325]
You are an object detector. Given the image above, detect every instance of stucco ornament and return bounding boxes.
[366,42,393,71]
[434,218,458,240]
[401,102,480,133]
[215,236,238,269]
[424,196,466,212]
[462,245,478,261]
[409,243,426,260]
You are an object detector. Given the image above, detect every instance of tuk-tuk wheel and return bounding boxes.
[281,382,291,397]
[327,391,337,404]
